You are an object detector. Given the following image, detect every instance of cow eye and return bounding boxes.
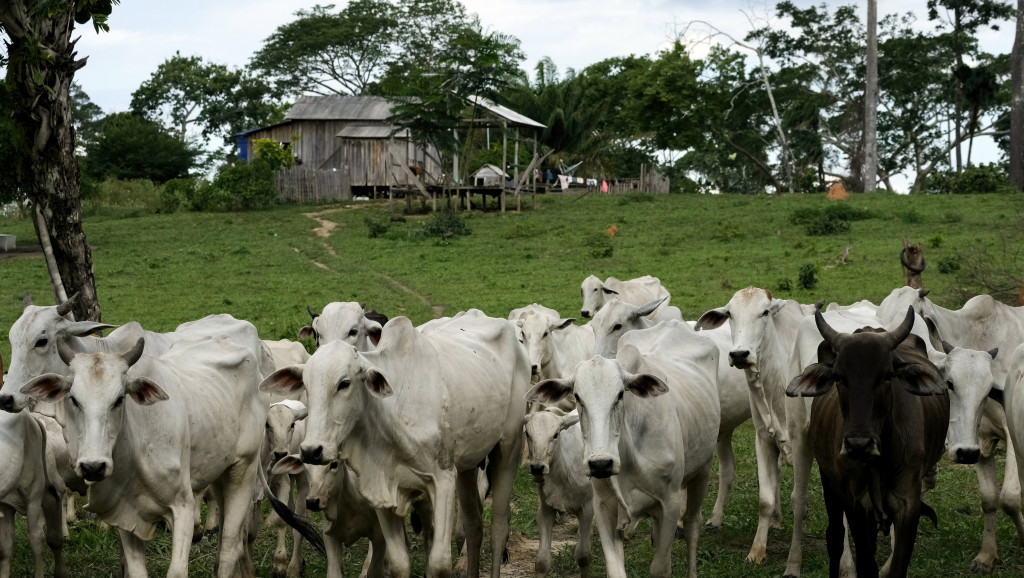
[288,423,295,430]
[348,328,358,337]
[329,461,339,470]
[617,391,624,401]
[35,338,48,348]
[947,379,955,391]
[612,324,622,332]
[70,396,80,409]
[113,396,124,408]
[573,393,582,406]
[543,331,549,337]
[761,310,770,317]
[337,379,351,391]
[552,432,559,439]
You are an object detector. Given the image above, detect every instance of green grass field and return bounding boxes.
[2,191,1024,576]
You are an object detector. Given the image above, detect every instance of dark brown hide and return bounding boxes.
[802,321,948,578]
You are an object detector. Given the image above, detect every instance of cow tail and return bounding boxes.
[257,461,326,556]
[920,501,939,528]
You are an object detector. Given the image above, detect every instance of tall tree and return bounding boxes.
[70,81,104,147]
[1011,0,1024,189]
[864,0,879,192]
[1,0,118,320]
[83,112,199,183]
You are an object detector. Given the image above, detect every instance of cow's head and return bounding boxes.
[272,454,344,513]
[266,400,308,463]
[523,408,579,477]
[21,337,167,483]
[590,297,665,358]
[528,355,667,479]
[260,340,390,467]
[516,312,576,380]
[696,286,788,370]
[878,286,941,350]
[937,342,999,464]
[580,275,617,318]
[2,293,115,413]
[787,307,944,460]
[298,302,383,351]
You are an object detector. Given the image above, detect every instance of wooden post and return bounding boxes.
[501,121,507,213]
[532,132,538,209]
[514,128,520,212]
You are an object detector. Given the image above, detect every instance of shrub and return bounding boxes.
[211,160,277,210]
[937,257,961,274]
[928,234,943,248]
[82,178,163,215]
[421,206,470,239]
[583,231,614,258]
[776,278,793,292]
[365,216,390,239]
[161,178,199,212]
[791,204,872,236]
[923,164,1016,195]
[798,263,818,290]
[805,215,850,236]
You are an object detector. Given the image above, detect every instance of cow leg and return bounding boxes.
[118,529,149,578]
[378,510,411,578]
[784,427,814,578]
[708,427,736,531]
[591,478,627,578]
[886,497,922,578]
[747,427,781,564]
[269,472,291,578]
[821,477,845,578]
[675,466,711,578]
[164,497,197,578]
[575,499,594,578]
[487,440,520,578]
[43,485,68,578]
[971,450,1001,573]
[364,522,388,578]
[0,505,14,578]
[204,486,222,533]
[426,473,459,578]
[217,461,259,578]
[324,531,344,578]
[847,504,880,578]
[287,473,308,578]
[1000,434,1024,547]
[454,469,483,578]
[63,491,74,537]
[534,497,556,577]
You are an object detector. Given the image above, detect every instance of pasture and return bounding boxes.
[1,190,1024,576]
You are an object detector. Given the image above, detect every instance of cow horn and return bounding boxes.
[306,305,320,319]
[23,291,33,310]
[121,337,146,368]
[918,288,930,299]
[56,336,77,366]
[56,292,80,317]
[814,310,842,346]
[888,306,915,349]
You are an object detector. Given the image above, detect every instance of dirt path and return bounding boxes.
[301,210,445,317]
[502,522,579,577]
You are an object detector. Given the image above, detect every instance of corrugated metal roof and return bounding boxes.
[467,95,546,129]
[471,163,509,178]
[336,125,410,139]
[286,95,395,121]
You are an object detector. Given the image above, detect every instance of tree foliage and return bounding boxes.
[83,112,199,184]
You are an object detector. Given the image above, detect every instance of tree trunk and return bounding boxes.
[863,0,879,193]
[2,2,102,321]
[1011,0,1024,190]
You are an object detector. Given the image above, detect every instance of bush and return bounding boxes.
[81,178,163,215]
[776,278,793,292]
[421,206,470,239]
[161,178,200,212]
[583,231,614,258]
[791,204,872,235]
[937,257,961,274]
[211,160,278,210]
[365,216,390,239]
[923,164,1016,195]
[805,215,850,236]
[798,263,818,290]
[928,234,943,248]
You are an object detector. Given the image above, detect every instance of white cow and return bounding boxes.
[0,358,66,578]
[695,287,827,576]
[528,321,720,578]
[261,310,529,578]
[523,408,593,577]
[509,305,595,383]
[263,339,311,369]
[298,302,384,350]
[994,344,1024,570]
[273,456,389,578]
[880,286,1024,572]
[266,400,310,578]
[579,275,677,322]
[593,297,750,531]
[19,336,293,578]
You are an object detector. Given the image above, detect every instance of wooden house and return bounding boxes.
[237,95,443,199]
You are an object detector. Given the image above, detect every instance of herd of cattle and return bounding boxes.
[2,274,1024,577]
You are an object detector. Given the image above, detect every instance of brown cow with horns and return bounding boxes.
[786,307,949,578]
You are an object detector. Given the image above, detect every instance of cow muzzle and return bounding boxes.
[300,444,324,465]
[580,310,591,319]
[77,459,111,483]
[528,462,548,476]
[305,497,322,512]
[841,437,881,459]
[587,456,618,479]
[0,393,24,413]
[272,451,288,462]
[728,349,754,369]
[951,446,981,465]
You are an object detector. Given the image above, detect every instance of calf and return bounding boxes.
[529,321,720,578]
[266,400,309,578]
[298,302,384,350]
[787,308,948,578]
[579,275,674,321]
[524,409,592,577]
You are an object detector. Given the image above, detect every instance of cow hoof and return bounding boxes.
[674,526,686,540]
[703,523,721,535]
[191,531,204,544]
[969,559,993,575]
[783,574,800,578]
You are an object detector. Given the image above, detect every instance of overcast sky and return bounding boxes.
[68,0,1016,190]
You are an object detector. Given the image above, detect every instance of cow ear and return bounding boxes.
[769,299,789,315]
[815,340,837,365]
[64,321,117,337]
[127,377,169,405]
[297,326,315,340]
[895,361,946,396]
[988,348,999,360]
[20,374,72,403]
[551,318,576,331]
[365,320,383,347]
[272,455,305,476]
[527,379,573,405]
[695,308,728,331]
[601,287,619,296]
[634,297,667,319]
[559,412,580,430]
[786,364,835,397]
[988,382,1005,406]
[260,366,306,396]
[624,372,669,398]
[290,405,308,421]
[364,368,393,398]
